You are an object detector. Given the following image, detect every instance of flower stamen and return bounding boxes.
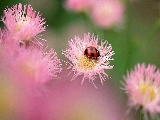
[20,62,36,78]
[138,82,157,103]
[77,55,97,71]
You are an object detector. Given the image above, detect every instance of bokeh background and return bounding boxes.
[0,0,160,120]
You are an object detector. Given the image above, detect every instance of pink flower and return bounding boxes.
[0,29,3,44]
[0,29,15,64]
[6,47,61,90]
[0,29,4,56]
[90,0,124,29]
[124,63,160,119]
[1,3,46,46]
[0,73,29,120]
[0,29,25,64]
[48,79,125,120]
[63,33,114,87]
[64,0,91,12]
[0,69,49,120]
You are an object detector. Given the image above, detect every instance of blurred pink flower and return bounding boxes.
[0,29,4,58]
[1,3,46,46]
[90,0,124,29]
[47,79,125,120]
[6,47,61,90]
[0,29,3,43]
[0,29,30,65]
[63,33,114,87]
[0,29,15,65]
[124,63,160,119]
[64,0,91,12]
[0,74,28,120]
[0,70,49,120]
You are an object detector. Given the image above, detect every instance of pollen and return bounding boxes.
[138,82,157,103]
[15,16,32,42]
[20,62,36,78]
[77,55,98,71]
[15,16,31,32]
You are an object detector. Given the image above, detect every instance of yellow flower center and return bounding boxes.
[101,5,113,16]
[20,61,36,78]
[77,55,98,71]
[15,16,30,32]
[15,16,31,41]
[138,82,157,103]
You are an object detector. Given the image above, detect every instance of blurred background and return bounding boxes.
[0,0,160,120]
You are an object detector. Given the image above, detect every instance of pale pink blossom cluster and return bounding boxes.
[0,3,114,90]
[64,0,125,29]
[0,3,117,120]
[2,4,46,45]
[2,2,160,120]
[124,63,160,119]
[0,4,61,91]
[64,0,92,12]
[90,0,124,29]
[63,33,114,87]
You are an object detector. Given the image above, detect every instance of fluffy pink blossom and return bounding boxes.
[47,79,125,120]
[6,47,61,90]
[64,0,91,12]
[124,63,160,119]
[63,33,114,87]
[90,0,124,29]
[0,29,15,64]
[0,29,25,65]
[1,3,46,46]
[0,74,28,120]
[0,29,3,56]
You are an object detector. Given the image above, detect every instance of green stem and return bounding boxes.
[140,110,144,120]
[125,0,133,72]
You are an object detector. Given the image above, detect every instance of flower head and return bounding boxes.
[90,0,124,29]
[124,63,160,119]
[6,47,61,89]
[2,3,46,45]
[63,33,114,86]
[64,0,91,12]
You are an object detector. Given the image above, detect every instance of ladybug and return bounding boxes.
[84,46,100,60]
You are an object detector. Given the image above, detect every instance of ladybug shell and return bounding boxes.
[84,46,100,60]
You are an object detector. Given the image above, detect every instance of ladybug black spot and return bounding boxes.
[91,53,94,57]
[85,49,88,54]
[97,51,100,57]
